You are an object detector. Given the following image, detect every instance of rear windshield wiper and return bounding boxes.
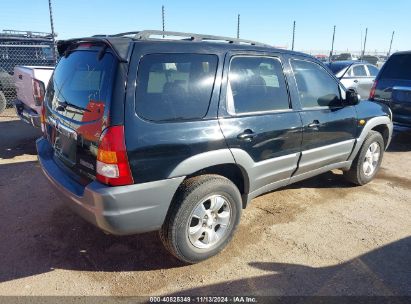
[57,101,91,112]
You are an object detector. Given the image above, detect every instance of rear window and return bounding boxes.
[380,54,411,80]
[326,62,350,74]
[47,50,115,122]
[135,53,218,121]
[352,65,367,77]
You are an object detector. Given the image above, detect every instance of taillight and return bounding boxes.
[33,79,45,106]
[40,101,46,134]
[96,126,134,186]
[369,80,377,100]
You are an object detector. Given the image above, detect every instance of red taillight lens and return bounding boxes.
[40,101,46,134]
[96,125,134,186]
[33,79,45,106]
[369,80,377,100]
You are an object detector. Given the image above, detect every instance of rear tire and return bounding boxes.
[160,174,242,264]
[344,131,384,185]
[0,91,6,114]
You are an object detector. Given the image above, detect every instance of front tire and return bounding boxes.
[344,130,384,185]
[160,175,242,264]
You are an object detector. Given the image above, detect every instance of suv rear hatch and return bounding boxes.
[44,44,119,184]
[371,52,411,125]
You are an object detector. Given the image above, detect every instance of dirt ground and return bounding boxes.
[0,107,410,296]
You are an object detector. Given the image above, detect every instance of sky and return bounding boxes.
[1,0,410,53]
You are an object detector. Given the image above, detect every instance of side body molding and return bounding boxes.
[229,149,300,194]
[168,149,236,177]
[348,116,393,161]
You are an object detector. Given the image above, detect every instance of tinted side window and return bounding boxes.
[380,54,411,80]
[367,65,379,77]
[136,54,218,121]
[227,56,289,114]
[352,65,367,77]
[291,59,341,108]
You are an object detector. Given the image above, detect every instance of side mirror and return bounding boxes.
[345,89,360,105]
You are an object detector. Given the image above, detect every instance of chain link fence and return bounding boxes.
[0,30,56,112]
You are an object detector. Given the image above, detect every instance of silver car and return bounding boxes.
[326,61,379,98]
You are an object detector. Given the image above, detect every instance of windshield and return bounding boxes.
[46,50,116,123]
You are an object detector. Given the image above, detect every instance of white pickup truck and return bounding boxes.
[13,66,54,127]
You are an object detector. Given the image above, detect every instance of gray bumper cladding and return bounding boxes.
[36,138,185,235]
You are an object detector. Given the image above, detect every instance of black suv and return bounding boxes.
[37,30,393,263]
[370,51,411,127]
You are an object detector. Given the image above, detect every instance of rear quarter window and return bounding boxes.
[135,53,218,121]
[380,54,411,80]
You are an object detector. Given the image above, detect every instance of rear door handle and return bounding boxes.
[354,79,359,83]
[237,129,256,140]
[307,120,320,128]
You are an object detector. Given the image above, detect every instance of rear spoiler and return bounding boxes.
[57,37,132,63]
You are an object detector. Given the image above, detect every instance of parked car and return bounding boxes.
[331,53,359,61]
[314,54,329,62]
[13,66,54,127]
[370,51,411,127]
[326,61,379,98]
[0,29,55,112]
[37,30,393,263]
[360,55,379,66]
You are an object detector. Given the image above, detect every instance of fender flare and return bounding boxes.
[348,116,393,161]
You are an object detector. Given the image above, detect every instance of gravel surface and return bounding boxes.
[0,109,410,296]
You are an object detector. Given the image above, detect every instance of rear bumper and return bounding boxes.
[36,138,185,235]
[14,100,41,128]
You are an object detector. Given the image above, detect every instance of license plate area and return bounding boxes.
[49,117,78,166]
[54,132,76,165]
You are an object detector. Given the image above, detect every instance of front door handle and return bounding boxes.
[354,79,359,83]
[307,120,320,128]
[237,129,256,140]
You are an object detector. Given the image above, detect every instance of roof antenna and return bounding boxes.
[162,5,165,38]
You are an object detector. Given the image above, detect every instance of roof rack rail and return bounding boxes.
[111,30,269,47]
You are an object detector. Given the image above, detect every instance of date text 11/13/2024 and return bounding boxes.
[149,296,257,303]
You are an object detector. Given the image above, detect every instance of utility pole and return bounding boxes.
[362,27,368,58]
[388,31,395,56]
[48,0,57,62]
[162,5,165,38]
[291,21,296,51]
[237,14,240,39]
[330,25,336,60]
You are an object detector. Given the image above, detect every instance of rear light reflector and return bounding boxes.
[96,125,134,186]
[33,79,45,106]
[96,161,119,178]
[369,80,377,100]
